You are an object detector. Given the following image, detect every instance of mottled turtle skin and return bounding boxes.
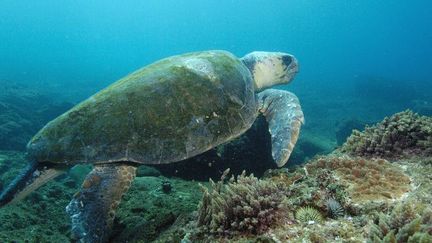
[28,51,257,165]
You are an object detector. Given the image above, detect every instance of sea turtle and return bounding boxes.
[0,50,304,242]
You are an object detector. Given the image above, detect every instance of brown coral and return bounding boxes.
[307,156,411,202]
[196,169,286,236]
[341,110,432,158]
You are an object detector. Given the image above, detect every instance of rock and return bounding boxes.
[0,82,72,150]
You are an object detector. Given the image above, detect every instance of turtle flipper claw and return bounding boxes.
[258,89,304,167]
[66,164,136,242]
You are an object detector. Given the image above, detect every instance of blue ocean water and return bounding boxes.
[1,0,431,95]
[1,0,431,157]
[0,0,431,156]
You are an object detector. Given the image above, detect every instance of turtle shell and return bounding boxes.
[27,51,257,165]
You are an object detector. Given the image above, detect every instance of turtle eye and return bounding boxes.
[281,55,293,67]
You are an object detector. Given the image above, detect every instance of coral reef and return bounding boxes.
[263,168,303,187]
[270,158,348,218]
[342,110,432,158]
[0,148,430,242]
[399,157,432,204]
[1,108,431,242]
[196,169,287,236]
[306,155,411,202]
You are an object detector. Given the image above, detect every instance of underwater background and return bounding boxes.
[1,0,432,151]
[0,0,432,242]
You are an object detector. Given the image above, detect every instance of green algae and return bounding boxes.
[111,176,203,242]
[0,151,77,242]
[1,136,431,242]
[0,151,203,242]
[1,152,431,242]
[27,51,256,166]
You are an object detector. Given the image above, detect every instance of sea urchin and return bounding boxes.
[295,206,323,224]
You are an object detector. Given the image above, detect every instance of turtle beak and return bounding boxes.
[281,54,299,84]
[241,51,299,91]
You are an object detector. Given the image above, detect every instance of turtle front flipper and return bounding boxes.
[257,89,304,167]
[66,164,137,242]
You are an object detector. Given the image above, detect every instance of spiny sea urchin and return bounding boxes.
[295,206,323,224]
[326,198,344,219]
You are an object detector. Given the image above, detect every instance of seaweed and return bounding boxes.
[342,110,432,158]
[196,169,287,236]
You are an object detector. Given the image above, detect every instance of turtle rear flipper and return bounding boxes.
[66,164,137,242]
[0,161,65,207]
[258,89,304,167]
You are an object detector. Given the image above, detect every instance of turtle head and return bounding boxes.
[241,51,298,92]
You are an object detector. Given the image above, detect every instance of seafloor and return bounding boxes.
[0,149,431,242]
[0,79,431,242]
